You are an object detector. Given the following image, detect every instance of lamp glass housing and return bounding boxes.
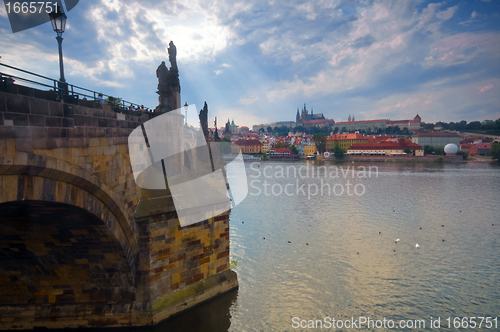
[49,12,67,34]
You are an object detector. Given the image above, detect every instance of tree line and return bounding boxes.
[260,118,500,136]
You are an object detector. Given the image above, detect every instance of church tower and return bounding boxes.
[301,103,308,121]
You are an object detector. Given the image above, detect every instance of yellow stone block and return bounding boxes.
[51,289,64,295]
[105,253,120,260]
[1,139,16,157]
[48,295,56,304]
[74,258,89,265]
[172,273,181,284]
[75,294,89,303]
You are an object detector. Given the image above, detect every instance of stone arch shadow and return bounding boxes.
[0,154,139,282]
[0,200,135,306]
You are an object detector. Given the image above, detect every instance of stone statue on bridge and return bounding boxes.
[199,102,209,139]
[155,41,181,113]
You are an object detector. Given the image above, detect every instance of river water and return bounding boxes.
[58,160,500,331]
[168,160,500,331]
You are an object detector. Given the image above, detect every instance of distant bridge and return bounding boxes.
[0,84,237,330]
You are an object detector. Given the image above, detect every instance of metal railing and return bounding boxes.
[0,62,151,112]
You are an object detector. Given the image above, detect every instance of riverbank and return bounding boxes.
[313,155,466,163]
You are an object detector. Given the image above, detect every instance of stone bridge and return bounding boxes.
[0,86,237,330]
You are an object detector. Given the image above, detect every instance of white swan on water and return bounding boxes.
[395,239,400,243]
[415,244,420,249]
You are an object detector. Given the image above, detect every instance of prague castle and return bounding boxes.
[252,104,421,132]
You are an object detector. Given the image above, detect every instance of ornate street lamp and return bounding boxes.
[49,9,67,92]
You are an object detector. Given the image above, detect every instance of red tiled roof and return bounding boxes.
[271,148,294,154]
[336,119,387,124]
[414,131,460,137]
[349,140,423,151]
[233,139,262,146]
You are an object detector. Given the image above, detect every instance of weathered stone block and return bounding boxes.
[74,115,85,126]
[45,117,62,127]
[29,114,45,127]
[92,110,104,117]
[3,112,29,126]
[107,119,117,128]
[62,118,74,128]
[0,93,6,113]
[30,127,47,139]
[14,126,32,138]
[6,93,30,114]
[63,104,74,118]
[104,110,117,118]
[55,138,69,148]
[86,116,98,127]
[47,128,64,138]
[48,103,64,117]
[98,118,108,128]
[28,98,49,116]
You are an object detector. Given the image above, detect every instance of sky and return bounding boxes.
[1,0,500,128]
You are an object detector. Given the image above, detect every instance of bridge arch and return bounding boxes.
[0,152,139,280]
[0,200,135,306]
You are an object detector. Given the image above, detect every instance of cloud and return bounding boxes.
[424,33,500,67]
[479,83,494,94]
[239,95,258,105]
[1,0,499,127]
[436,5,458,21]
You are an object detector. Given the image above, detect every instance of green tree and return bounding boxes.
[275,141,284,149]
[457,151,468,160]
[313,133,326,154]
[341,126,347,133]
[424,145,434,155]
[404,148,412,155]
[289,144,298,155]
[490,141,500,161]
[421,122,435,130]
[466,121,481,130]
[267,126,272,133]
[435,147,445,155]
[333,143,344,159]
[295,125,306,133]
[259,128,264,133]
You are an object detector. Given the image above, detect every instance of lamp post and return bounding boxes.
[184,102,188,126]
[49,10,67,93]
